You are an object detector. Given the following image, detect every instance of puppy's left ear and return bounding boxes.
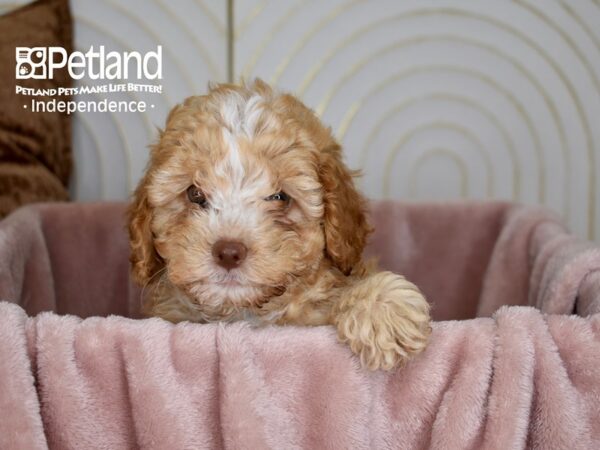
[319,143,371,275]
[127,176,164,285]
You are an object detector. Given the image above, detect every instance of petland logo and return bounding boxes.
[16,45,162,80]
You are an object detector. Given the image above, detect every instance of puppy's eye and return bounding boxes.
[265,191,290,203]
[187,185,207,207]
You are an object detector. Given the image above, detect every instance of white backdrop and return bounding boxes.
[2,0,600,240]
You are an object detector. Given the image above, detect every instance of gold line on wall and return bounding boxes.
[155,0,225,81]
[298,9,440,96]
[559,1,600,55]
[227,0,234,82]
[445,8,594,236]
[354,66,550,210]
[516,0,600,103]
[73,112,107,198]
[290,6,594,236]
[317,37,570,212]
[382,121,493,198]
[408,148,469,198]
[75,15,177,108]
[106,0,215,88]
[81,88,134,192]
[195,0,227,35]
[270,0,364,84]
[339,90,521,199]
[299,6,600,104]
[240,0,306,77]
[74,17,168,140]
[235,0,268,39]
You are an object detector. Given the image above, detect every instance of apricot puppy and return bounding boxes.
[128,80,431,370]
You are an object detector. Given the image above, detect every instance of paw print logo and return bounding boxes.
[16,47,47,79]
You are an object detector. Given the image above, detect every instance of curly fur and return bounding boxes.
[128,79,431,369]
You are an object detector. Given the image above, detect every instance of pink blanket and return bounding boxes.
[1,201,600,449]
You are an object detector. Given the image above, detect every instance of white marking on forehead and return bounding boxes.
[221,128,244,187]
[216,92,267,190]
[219,92,264,137]
[210,91,275,234]
[242,95,264,136]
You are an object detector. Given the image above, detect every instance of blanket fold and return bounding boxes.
[1,302,599,449]
[366,201,600,318]
[0,303,47,450]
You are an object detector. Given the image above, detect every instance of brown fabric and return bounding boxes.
[0,0,73,217]
[0,163,68,217]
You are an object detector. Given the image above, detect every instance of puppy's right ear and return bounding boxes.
[127,177,164,285]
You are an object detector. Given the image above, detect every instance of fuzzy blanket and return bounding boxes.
[1,201,600,449]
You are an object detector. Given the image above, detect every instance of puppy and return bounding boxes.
[128,79,431,370]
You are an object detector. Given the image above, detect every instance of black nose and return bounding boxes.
[212,240,247,270]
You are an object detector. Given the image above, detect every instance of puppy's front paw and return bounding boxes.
[334,272,431,370]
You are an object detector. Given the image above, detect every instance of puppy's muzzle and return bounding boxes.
[212,240,247,270]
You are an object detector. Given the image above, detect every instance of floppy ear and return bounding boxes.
[319,143,371,275]
[127,177,164,285]
[270,90,370,274]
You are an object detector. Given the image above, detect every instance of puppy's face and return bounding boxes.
[129,81,369,315]
[145,95,325,308]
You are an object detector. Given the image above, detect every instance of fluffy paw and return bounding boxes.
[334,272,431,370]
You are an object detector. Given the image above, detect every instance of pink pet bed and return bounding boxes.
[0,201,599,449]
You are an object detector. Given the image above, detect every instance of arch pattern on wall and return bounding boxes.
[235,0,600,240]
[2,0,600,240]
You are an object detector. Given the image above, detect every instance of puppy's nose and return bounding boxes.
[212,240,247,270]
